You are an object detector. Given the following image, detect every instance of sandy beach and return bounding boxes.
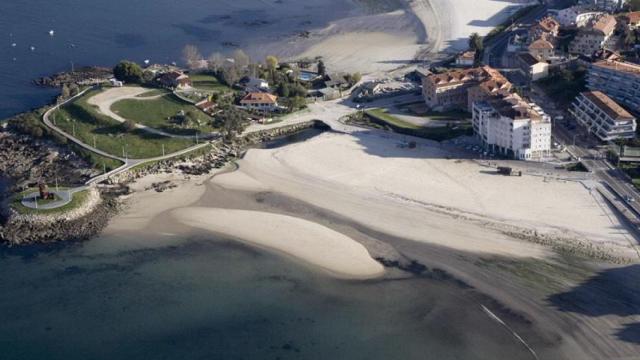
[265,0,535,74]
[104,127,640,359]
[172,207,384,279]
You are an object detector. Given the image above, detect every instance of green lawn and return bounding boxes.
[189,73,231,92]
[111,93,216,135]
[51,89,197,159]
[364,108,473,142]
[135,89,169,98]
[11,189,90,216]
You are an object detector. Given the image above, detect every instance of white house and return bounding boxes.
[240,92,280,112]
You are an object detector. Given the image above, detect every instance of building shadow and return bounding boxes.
[547,264,640,344]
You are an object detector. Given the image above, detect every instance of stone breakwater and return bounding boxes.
[0,188,117,246]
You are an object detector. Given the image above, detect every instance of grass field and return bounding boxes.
[11,188,89,215]
[189,73,231,92]
[111,93,216,135]
[364,108,473,142]
[51,89,197,159]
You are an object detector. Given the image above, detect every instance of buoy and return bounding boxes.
[49,30,55,36]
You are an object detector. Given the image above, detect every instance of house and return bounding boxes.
[516,52,550,81]
[569,15,617,56]
[455,51,476,67]
[528,38,555,61]
[195,99,217,115]
[240,77,269,92]
[109,78,123,87]
[158,71,191,89]
[240,92,279,111]
[472,93,551,160]
[530,16,560,42]
[553,6,605,28]
[569,91,637,141]
[625,11,640,30]
[324,73,350,89]
[587,59,640,113]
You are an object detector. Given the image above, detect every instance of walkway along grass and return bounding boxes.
[51,89,197,159]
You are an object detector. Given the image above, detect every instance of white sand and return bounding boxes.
[263,0,534,73]
[104,172,207,233]
[298,32,418,74]
[432,0,535,51]
[222,132,637,260]
[171,207,385,279]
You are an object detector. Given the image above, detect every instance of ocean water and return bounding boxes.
[0,231,543,360]
[0,0,356,119]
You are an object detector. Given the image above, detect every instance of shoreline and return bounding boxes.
[102,134,639,358]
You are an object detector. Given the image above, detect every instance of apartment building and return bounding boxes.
[472,93,552,160]
[421,66,512,111]
[569,91,637,141]
[580,0,627,13]
[587,59,640,113]
[569,14,617,55]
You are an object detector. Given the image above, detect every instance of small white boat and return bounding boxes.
[144,59,150,65]
[29,45,35,51]
[11,42,16,47]
[49,30,55,36]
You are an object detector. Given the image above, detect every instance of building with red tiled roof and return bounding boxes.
[240,92,280,111]
[420,66,513,111]
[158,71,191,89]
[570,91,636,141]
[587,59,640,113]
[528,38,555,61]
[569,14,617,56]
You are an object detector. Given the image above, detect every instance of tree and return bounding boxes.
[183,44,203,69]
[468,32,483,51]
[265,55,278,81]
[121,119,136,132]
[61,84,71,99]
[221,65,239,86]
[142,70,155,83]
[317,60,326,76]
[113,60,143,83]
[232,49,251,70]
[68,83,80,96]
[348,72,362,86]
[277,82,290,97]
[207,52,225,72]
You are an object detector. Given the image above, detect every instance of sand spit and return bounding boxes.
[171,207,385,279]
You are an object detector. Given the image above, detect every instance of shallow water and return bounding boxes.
[0,231,542,360]
[0,0,358,119]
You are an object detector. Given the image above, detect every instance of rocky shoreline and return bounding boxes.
[0,116,322,246]
[33,66,113,88]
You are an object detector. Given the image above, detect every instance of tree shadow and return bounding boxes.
[547,264,640,344]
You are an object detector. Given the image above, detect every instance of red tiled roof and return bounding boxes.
[240,92,278,104]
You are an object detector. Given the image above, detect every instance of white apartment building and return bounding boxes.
[569,91,637,141]
[472,94,552,161]
[580,0,627,12]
